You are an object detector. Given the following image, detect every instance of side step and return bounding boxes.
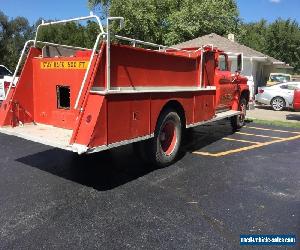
[210,110,241,122]
[187,110,241,128]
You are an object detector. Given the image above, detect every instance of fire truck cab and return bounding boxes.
[0,14,249,167]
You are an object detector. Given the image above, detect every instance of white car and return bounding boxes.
[255,82,300,111]
[0,65,18,101]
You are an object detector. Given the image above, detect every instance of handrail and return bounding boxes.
[74,33,104,109]
[114,35,199,54]
[34,13,105,47]
[4,40,34,100]
[36,41,92,51]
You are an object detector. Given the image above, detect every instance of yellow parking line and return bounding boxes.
[245,126,300,134]
[193,134,300,157]
[236,132,283,139]
[222,137,261,144]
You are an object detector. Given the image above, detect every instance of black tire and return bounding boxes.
[148,108,182,167]
[231,97,247,131]
[271,97,285,111]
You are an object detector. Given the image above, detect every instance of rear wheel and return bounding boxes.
[149,108,182,167]
[231,97,247,131]
[271,97,285,111]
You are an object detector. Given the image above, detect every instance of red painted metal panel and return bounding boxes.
[88,96,108,147]
[32,57,89,129]
[0,47,41,126]
[110,44,199,88]
[194,91,216,123]
[107,94,151,144]
[72,94,106,146]
[150,93,196,132]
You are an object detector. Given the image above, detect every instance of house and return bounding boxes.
[174,33,293,99]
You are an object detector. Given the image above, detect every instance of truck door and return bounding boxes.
[215,53,236,111]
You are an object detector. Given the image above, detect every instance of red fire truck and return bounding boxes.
[0,15,249,167]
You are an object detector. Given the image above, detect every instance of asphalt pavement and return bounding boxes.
[0,120,299,249]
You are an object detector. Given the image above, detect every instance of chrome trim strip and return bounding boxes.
[71,133,154,154]
[90,86,216,95]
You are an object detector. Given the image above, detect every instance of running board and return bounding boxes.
[186,110,241,128]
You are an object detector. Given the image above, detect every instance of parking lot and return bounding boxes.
[0,120,299,249]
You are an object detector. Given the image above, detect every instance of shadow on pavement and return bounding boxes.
[286,114,300,121]
[183,121,236,153]
[17,145,157,191]
[16,120,237,191]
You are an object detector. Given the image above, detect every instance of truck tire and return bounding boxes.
[271,97,285,111]
[149,108,182,167]
[231,97,247,131]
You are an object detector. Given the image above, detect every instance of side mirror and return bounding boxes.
[237,54,243,72]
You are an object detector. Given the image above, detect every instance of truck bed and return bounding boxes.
[0,123,73,150]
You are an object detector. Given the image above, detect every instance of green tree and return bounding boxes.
[88,0,239,45]
[164,0,239,45]
[265,19,300,72]
[238,20,268,53]
[0,11,32,70]
[35,20,101,49]
[239,18,300,72]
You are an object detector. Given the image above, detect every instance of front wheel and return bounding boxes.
[231,97,247,131]
[271,97,285,111]
[149,108,182,167]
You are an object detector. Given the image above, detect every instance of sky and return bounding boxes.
[0,0,299,25]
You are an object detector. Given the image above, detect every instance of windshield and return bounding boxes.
[270,74,291,83]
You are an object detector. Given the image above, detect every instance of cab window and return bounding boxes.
[218,54,228,71]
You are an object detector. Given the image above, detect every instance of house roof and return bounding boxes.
[174,33,291,67]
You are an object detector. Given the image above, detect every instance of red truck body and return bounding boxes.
[0,15,249,166]
[294,89,300,111]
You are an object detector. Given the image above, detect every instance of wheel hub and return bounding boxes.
[273,99,284,110]
[160,121,177,156]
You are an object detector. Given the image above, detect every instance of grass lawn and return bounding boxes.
[246,118,300,129]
